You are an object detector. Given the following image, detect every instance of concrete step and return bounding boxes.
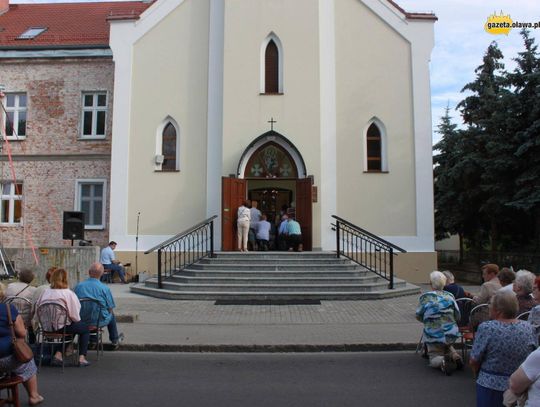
[130,283,421,300]
[142,278,405,292]
[180,269,369,278]
[212,252,339,260]
[169,274,380,285]
[187,263,363,271]
[199,257,353,265]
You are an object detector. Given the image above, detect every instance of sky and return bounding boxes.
[11,0,540,144]
[398,0,540,143]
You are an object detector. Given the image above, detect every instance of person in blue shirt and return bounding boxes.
[286,215,303,252]
[74,263,124,349]
[100,241,126,283]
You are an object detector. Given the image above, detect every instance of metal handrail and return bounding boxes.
[332,215,406,289]
[145,215,217,289]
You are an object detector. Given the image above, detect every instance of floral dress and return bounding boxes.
[471,320,537,391]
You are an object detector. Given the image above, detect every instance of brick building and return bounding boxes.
[0,0,151,259]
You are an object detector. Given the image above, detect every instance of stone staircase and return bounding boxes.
[131,252,420,300]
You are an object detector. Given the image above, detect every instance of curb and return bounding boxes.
[116,343,419,353]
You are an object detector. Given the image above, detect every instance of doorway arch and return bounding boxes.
[237,131,307,179]
[222,131,312,251]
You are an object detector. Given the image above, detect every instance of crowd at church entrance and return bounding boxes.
[236,200,303,252]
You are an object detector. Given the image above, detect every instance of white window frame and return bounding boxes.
[0,181,23,225]
[260,32,284,94]
[363,118,388,172]
[75,179,107,229]
[2,93,27,140]
[80,92,108,139]
[154,116,180,171]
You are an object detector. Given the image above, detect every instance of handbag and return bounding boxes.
[6,304,33,363]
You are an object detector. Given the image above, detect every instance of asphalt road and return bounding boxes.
[35,352,476,406]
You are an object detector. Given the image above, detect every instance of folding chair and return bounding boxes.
[455,297,474,361]
[79,298,104,360]
[36,302,77,373]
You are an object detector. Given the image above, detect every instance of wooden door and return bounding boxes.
[222,177,247,251]
[296,178,312,251]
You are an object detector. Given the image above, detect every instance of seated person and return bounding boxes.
[100,241,126,284]
[442,270,472,327]
[36,269,91,367]
[498,267,516,293]
[513,270,537,315]
[528,276,540,336]
[74,263,125,350]
[255,214,271,251]
[416,271,462,374]
[473,263,501,305]
[6,269,37,302]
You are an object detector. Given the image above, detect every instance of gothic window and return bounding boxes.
[265,40,279,93]
[161,122,177,171]
[366,123,383,172]
[261,34,283,94]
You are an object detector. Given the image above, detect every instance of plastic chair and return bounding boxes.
[79,298,104,360]
[0,375,23,407]
[36,302,77,373]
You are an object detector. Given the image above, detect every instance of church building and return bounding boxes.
[108,0,437,282]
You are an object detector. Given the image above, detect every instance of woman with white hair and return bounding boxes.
[416,271,462,375]
[513,270,537,315]
[470,291,537,407]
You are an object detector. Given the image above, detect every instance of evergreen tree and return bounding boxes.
[457,42,516,251]
[507,30,540,249]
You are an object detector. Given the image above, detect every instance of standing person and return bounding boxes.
[0,283,44,405]
[36,269,91,367]
[473,263,501,305]
[255,214,271,251]
[100,241,126,284]
[74,263,125,350]
[237,200,251,252]
[249,200,261,251]
[470,291,537,407]
[416,271,463,374]
[509,347,540,407]
[286,215,303,252]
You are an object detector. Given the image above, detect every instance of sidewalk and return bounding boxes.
[110,283,481,352]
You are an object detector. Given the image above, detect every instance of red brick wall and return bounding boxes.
[0,57,114,248]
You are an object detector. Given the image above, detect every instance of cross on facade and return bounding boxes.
[268,117,277,131]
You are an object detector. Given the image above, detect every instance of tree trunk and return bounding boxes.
[490,219,498,254]
[458,231,464,265]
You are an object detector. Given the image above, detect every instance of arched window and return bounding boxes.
[155,117,180,171]
[161,122,177,171]
[364,120,387,172]
[260,33,283,94]
[265,40,279,93]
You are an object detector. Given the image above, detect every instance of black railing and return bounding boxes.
[144,215,218,289]
[332,215,406,289]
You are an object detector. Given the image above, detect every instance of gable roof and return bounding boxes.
[0,1,154,49]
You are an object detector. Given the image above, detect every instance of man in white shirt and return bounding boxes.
[100,241,126,283]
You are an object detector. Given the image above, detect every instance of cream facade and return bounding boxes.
[109,0,437,281]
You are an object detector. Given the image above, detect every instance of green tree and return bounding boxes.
[457,42,516,251]
[507,30,540,249]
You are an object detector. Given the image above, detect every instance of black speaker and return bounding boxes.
[63,211,85,240]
